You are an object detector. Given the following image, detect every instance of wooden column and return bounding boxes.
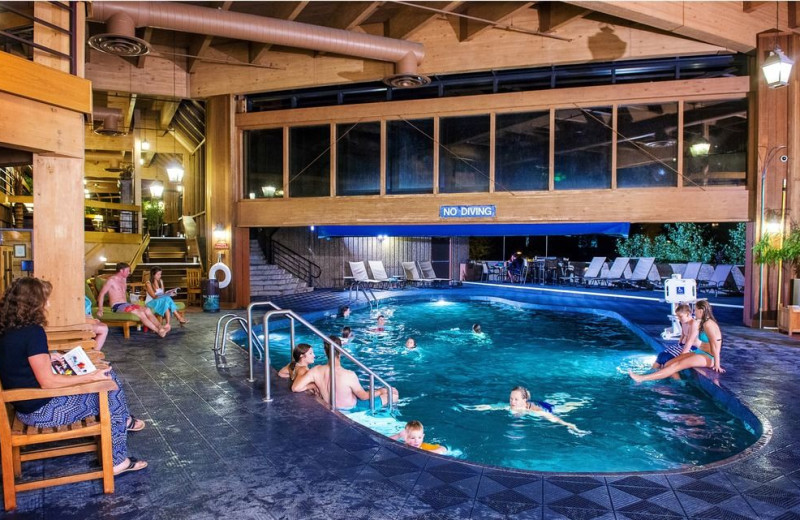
[33,155,85,326]
[205,95,239,306]
[747,32,799,327]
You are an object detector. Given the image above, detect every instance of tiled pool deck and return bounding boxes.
[6,284,800,519]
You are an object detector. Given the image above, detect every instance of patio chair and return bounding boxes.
[581,257,608,286]
[349,261,380,288]
[615,257,655,289]
[599,257,631,286]
[402,261,428,286]
[368,260,401,289]
[418,261,452,286]
[697,264,734,295]
[682,262,703,281]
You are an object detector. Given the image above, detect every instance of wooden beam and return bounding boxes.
[742,2,767,14]
[136,27,154,69]
[538,2,588,33]
[186,2,233,73]
[0,92,85,158]
[0,52,92,114]
[83,201,140,212]
[328,2,381,30]
[566,1,778,52]
[160,101,180,128]
[84,130,133,152]
[459,2,534,42]
[123,94,137,132]
[84,231,142,245]
[387,2,463,40]
[790,2,798,30]
[249,1,309,64]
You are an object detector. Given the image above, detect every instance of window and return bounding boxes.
[683,98,747,187]
[336,122,380,196]
[386,119,433,195]
[289,125,330,197]
[496,111,549,191]
[554,107,612,190]
[244,129,283,198]
[617,103,678,188]
[439,115,490,193]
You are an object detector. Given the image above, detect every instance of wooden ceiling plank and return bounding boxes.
[250,1,309,64]
[742,2,767,14]
[0,12,30,30]
[187,1,234,72]
[538,2,589,33]
[566,1,774,52]
[790,1,798,29]
[136,27,154,69]
[160,101,180,129]
[123,94,137,131]
[460,2,534,42]
[388,2,464,40]
[329,2,382,30]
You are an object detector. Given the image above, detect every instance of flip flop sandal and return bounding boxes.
[115,457,148,476]
[127,416,145,432]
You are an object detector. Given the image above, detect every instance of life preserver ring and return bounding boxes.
[209,262,232,289]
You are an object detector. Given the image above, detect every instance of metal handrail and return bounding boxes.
[348,281,377,309]
[267,239,322,286]
[247,301,293,382]
[262,309,394,413]
[212,315,252,369]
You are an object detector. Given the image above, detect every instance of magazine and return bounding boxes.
[50,346,96,375]
[165,287,179,297]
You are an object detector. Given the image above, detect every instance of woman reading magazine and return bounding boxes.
[145,266,188,329]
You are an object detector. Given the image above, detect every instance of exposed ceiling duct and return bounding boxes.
[92,106,126,136]
[88,1,431,88]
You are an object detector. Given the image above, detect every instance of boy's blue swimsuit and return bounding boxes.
[344,396,384,411]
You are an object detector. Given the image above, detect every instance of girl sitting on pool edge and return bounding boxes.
[391,420,447,454]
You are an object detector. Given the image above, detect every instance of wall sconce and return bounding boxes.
[249,192,255,199]
[149,182,164,198]
[176,185,183,193]
[167,165,184,183]
[261,185,276,197]
[764,220,783,235]
[213,223,226,242]
[762,46,794,88]
[141,138,150,151]
[689,136,711,157]
[99,255,107,262]
[377,234,388,242]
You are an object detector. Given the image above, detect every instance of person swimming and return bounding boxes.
[341,326,353,343]
[405,337,416,349]
[367,315,386,333]
[338,305,351,318]
[390,420,446,454]
[472,323,482,334]
[508,386,588,434]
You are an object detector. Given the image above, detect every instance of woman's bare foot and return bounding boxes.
[113,457,148,476]
[628,370,644,383]
[157,326,168,338]
[177,314,189,325]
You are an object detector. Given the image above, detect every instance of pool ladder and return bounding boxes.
[348,281,379,310]
[213,301,395,413]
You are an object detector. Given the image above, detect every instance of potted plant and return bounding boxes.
[753,225,800,330]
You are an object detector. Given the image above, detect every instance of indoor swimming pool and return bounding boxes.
[239,297,761,473]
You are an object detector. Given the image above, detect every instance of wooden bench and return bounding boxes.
[0,378,117,510]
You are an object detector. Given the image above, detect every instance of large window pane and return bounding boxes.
[554,107,612,190]
[683,98,747,187]
[289,125,330,197]
[496,111,549,191]
[439,115,490,193]
[386,119,433,195]
[336,122,380,196]
[617,103,678,188]
[244,129,283,198]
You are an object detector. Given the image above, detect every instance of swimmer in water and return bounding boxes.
[405,337,416,349]
[341,326,353,343]
[472,323,482,334]
[509,386,588,434]
[338,305,351,318]
[368,315,386,333]
[391,420,446,454]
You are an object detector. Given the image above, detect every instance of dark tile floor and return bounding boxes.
[5,283,800,519]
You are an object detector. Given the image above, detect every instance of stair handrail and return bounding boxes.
[247,301,293,383]
[129,233,150,272]
[262,239,322,287]
[262,309,394,413]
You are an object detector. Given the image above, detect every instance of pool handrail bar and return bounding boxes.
[214,313,265,369]
[216,316,249,368]
[262,309,394,412]
[248,301,294,383]
[349,283,378,310]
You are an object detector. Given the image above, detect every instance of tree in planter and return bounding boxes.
[143,200,164,236]
[753,225,800,275]
[616,223,718,262]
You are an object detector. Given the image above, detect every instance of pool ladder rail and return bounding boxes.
[348,282,379,310]
[213,302,395,414]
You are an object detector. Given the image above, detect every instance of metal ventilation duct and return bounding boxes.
[92,106,126,136]
[88,1,430,87]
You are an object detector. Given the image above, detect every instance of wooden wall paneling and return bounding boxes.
[489,113,496,194]
[433,117,440,195]
[236,77,750,130]
[33,2,69,73]
[34,155,84,326]
[85,48,189,99]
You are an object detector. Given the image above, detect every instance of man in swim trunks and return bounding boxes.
[96,262,169,338]
[292,338,398,411]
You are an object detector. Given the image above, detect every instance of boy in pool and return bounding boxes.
[338,305,351,318]
[405,337,416,349]
[508,386,588,434]
[369,315,386,332]
[341,326,353,343]
[472,323,482,334]
[391,420,446,454]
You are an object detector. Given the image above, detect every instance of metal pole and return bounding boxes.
[758,146,787,329]
[777,178,787,311]
[329,339,336,411]
[263,314,272,402]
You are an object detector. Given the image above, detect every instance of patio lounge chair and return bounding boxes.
[349,261,380,288]
[368,260,401,289]
[697,264,734,295]
[402,261,435,287]
[599,257,631,286]
[682,262,703,281]
[581,257,607,286]
[418,261,452,286]
[615,257,655,289]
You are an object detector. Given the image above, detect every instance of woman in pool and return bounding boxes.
[338,305,351,318]
[278,343,316,383]
[508,386,585,433]
[630,300,724,382]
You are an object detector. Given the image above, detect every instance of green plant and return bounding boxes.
[722,222,746,264]
[754,225,800,277]
[616,223,718,262]
[142,200,164,234]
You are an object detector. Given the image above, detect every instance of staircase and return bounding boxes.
[250,240,313,297]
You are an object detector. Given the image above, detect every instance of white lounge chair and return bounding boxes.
[402,262,427,286]
[349,261,380,288]
[615,257,655,289]
[418,261,452,286]
[698,264,734,295]
[582,257,608,286]
[368,260,401,289]
[682,262,703,281]
[599,257,631,286]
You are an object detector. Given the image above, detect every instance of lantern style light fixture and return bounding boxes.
[167,165,184,183]
[762,46,794,88]
[689,135,711,157]
[141,137,150,151]
[149,181,164,198]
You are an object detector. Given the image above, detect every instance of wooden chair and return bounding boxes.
[0,378,117,510]
[186,268,202,306]
[45,323,105,364]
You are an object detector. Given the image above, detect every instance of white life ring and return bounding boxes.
[209,262,232,289]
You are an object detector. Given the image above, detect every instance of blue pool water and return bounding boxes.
[245,298,759,473]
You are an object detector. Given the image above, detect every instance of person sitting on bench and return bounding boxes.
[96,262,168,338]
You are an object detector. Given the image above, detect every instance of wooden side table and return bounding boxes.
[778,306,800,336]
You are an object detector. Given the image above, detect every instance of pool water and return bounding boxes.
[254,298,759,473]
